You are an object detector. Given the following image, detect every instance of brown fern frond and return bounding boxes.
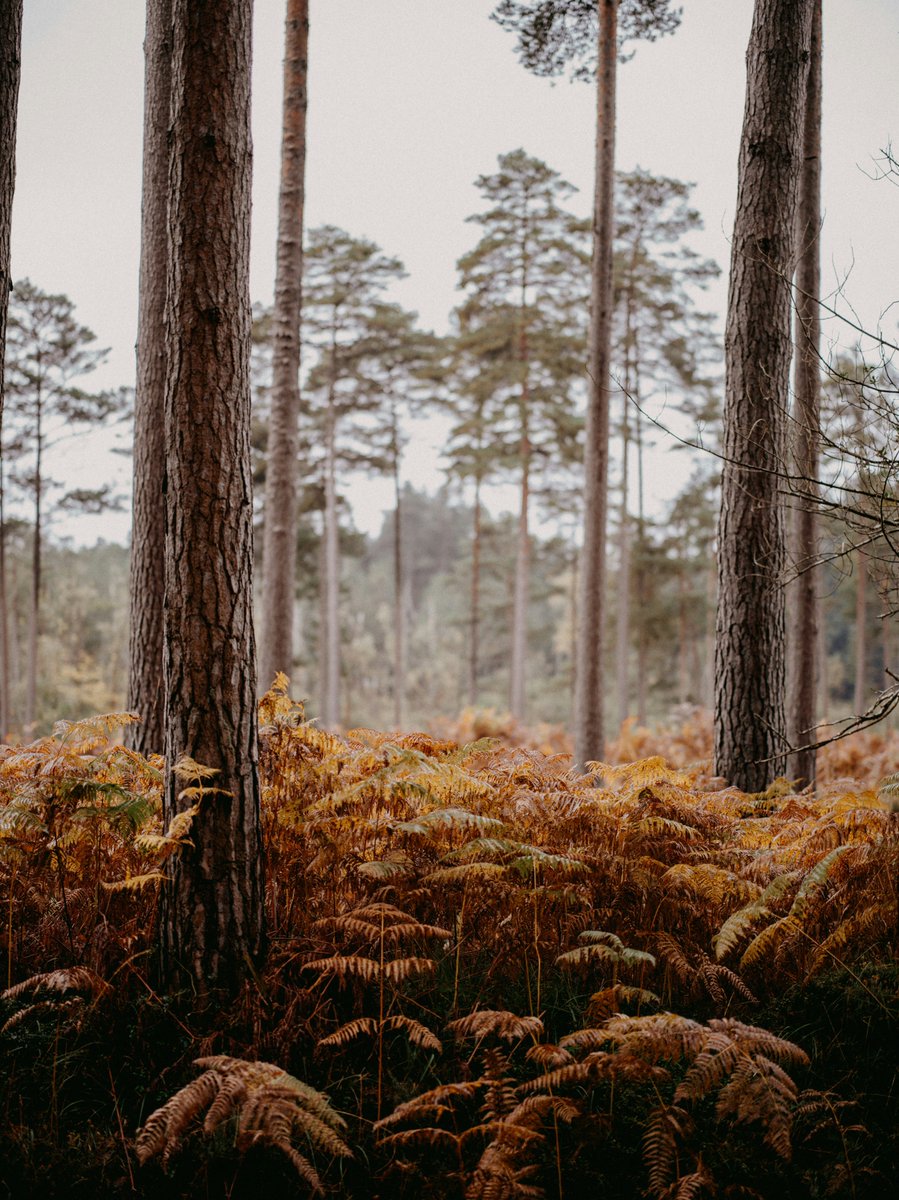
[136,1056,349,1181]
[302,955,380,983]
[448,1010,544,1045]
[383,956,436,983]
[644,1103,693,1197]
[2,965,107,1004]
[375,1081,484,1130]
[525,1043,573,1069]
[317,1017,378,1048]
[382,1014,442,1051]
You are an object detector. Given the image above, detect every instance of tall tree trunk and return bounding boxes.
[854,549,867,715]
[0,0,20,429]
[321,367,340,728]
[510,419,530,720]
[469,474,482,708]
[25,388,41,735]
[260,0,308,691]
[161,0,263,995]
[0,453,9,737]
[615,364,631,731]
[787,0,822,787]
[714,0,812,792]
[574,0,616,769]
[633,352,648,725]
[126,0,172,755]
[391,412,404,729]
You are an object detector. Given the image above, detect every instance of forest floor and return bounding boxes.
[1,686,897,1198]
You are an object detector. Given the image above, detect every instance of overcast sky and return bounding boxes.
[10,0,899,543]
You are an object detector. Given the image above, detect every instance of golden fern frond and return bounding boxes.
[102,871,165,893]
[644,1103,692,1197]
[2,965,107,1004]
[302,955,380,983]
[377,1126,461,1153]
[447,1010,544,1044]
[317,1017,378,1048]
[2,996,85,1032]
[375,1080,484,1130]
[382,1014,442,1052]
[525,1043,573,1069]
[424,862,507,884]
[136,1056,349,1181]
[713,873,795,960]
[384,956,437,983]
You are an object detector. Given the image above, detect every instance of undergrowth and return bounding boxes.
[0,680,896,1197]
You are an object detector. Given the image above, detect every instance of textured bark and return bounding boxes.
[714,0,813,792]
[574,0,616,769]
[160,0,263,994]
[854,550,867,716]
[615,364,631,731]
[469,477,482,707]
[321,367,340,728]
[0,0,20,431]
[509,423,530,721]
[260,0,308,692]
[786,0,821,788]
[126,0,172,756]
[0,10,20,754]
[0,459,9,735]
[24,386,42,735]
[391,419,405,729]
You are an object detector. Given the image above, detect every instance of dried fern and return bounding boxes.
[135,1055,350,1187]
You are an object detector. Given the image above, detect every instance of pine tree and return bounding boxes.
[300,226,409,728]
[259,0,308,693]
[787,0,822,787]
[3,281,120,735]
[455,148,587,721]
[714,0,813,792]
[611,169,719,727]
[126,0,172,756]
[161,0,263,994]
[492,0,681,764]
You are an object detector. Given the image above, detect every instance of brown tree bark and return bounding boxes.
[786,0,822,788]
[469,474,483,708]
[574,0,616,769]
[321,359,341,728]
[714,0,813,792]
[0,0,20,429]
[126,0,172,756]
[0,0,21,739]
[24,384,41,734]
[391,402,405,729]
[260,0,308,693]
[160,0,263,995]
[854,549,867,716]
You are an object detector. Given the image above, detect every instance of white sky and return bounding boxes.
[10,0,899,544]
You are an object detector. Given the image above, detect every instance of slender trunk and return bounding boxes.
[615,355,631,731]
[616,237,641,730]
[260,0,308,691]
[322,361,340,728]
[786,0,822,787]
[510,254,531,721]
[469,475,482,708]
[714,0,812,792]
[126,0,172,755]
[510,423,530,720]
[0,0,21,424]
[677,568,689,705]
[634,350,648,725]
[317,510,328,715]
[574,0,617,769]
[25,385,41,735]
[0,0,20,738]
[161,0,263,995]
[854,549,867,715]
[392,412,404,728]
[0,452,9,738]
